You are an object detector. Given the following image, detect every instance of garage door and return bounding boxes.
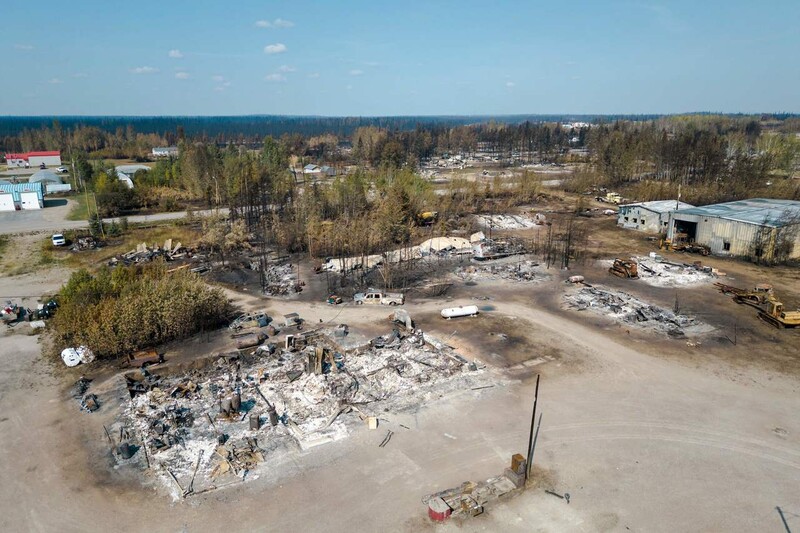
[0,193,15,211]
[20,191,41,209]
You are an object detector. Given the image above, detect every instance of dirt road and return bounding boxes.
[1,271,799,532]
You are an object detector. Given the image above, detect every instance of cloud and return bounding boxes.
[48,78,63,84]
[307,72,320,79]
[273,18,294,28]
[349,69,364,76]
[13,44,34,50]
[212,75,225,82]
[265,73,286,82]
[130,66,158,74]
[278,65,296,72]
[213,80,231,92]
[506,81,515,87]
[72,72,88,78]
[256,18,294,28]
[175,72,190,79]
[264,43,287,54]
[168,49,184,58]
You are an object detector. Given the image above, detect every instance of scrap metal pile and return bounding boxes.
[564,286,707,337]
[477,213,546,230]
[634,257,718,287]
[71,235,99,251]
[114,329,483,499]
[259,262,303,296]
[456,260,546,283]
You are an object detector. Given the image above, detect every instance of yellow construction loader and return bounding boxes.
[714,283,800,328]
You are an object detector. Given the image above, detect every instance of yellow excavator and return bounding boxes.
[714,283,800,328]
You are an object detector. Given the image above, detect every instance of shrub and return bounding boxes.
[50,263,231,359]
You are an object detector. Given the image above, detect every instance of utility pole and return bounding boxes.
[526,374,541,479]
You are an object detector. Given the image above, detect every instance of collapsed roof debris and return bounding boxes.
[456,260,546,283]
[629,257,720,287]
[564,286,711,337]
[108,239,201,267]
[258,263,303,296]
[114,328,489,500]
[476,213,546,230]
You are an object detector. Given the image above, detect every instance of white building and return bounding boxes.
[618,200,694,233]
[114,165,151,189]
[152,146,179,158]
[5,151,62,168]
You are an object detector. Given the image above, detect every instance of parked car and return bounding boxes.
[51,234,66,246]
[56,166,69,173]
[353,289,404,306]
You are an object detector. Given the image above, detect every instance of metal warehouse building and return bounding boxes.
[618,200,694,233]
[0,182,45,211]
[667,198,800,261]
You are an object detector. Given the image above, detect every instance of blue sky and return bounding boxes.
[1,0,799,116]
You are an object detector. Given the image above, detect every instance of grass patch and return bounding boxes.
[66,194,97,221]
[1,236,65,276]
[63,223,203,270]
[0,235,8,262]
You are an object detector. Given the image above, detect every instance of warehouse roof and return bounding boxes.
[673,198,800,227]
[5,151,60,160]
[620,200,695,213]
[0,182,44,201]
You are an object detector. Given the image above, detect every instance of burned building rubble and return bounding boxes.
[564,286,710,337]
[113,327,487,499]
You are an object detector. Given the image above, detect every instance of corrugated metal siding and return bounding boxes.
[694,217,759,255]
[0,182,44,202]
[617,205,663,233]
[668,211,800,259]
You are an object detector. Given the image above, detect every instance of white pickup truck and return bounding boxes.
[353,289,404,306]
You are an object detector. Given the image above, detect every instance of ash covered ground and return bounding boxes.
[114,328,492,499]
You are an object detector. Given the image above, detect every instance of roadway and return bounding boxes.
[0,198,229,235]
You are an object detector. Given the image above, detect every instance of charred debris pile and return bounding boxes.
[110,327,487,499]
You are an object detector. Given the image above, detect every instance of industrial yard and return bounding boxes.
[1,202,800,531]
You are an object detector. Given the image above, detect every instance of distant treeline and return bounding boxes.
[0,113,774,140]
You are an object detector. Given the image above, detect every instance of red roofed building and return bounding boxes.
[5,151,62,168]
